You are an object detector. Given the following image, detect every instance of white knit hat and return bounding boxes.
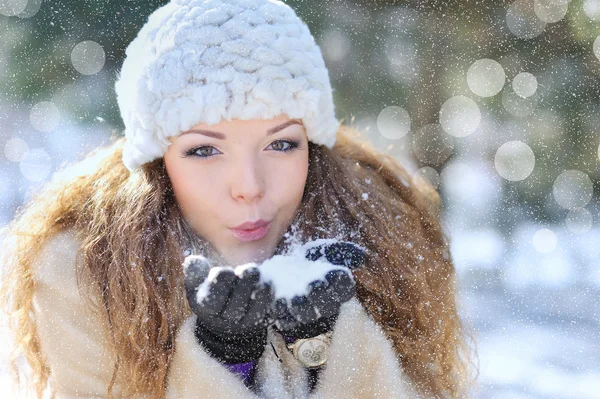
[115,0,339,172]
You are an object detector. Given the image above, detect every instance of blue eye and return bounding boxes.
[269,139,300,152]
[185,146,220,158]
[183,139,301,159]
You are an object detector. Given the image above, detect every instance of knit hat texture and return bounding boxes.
[115,0,338,172]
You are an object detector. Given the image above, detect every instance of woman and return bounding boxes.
[0,0,477,398]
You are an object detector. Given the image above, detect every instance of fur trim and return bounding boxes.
[28,229,422,398]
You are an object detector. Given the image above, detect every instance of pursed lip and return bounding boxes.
[230,219,270,231]
[229,219,271,242]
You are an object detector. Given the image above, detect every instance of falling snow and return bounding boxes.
[0,1,599,398]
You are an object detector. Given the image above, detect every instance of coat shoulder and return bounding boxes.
[32,227,84,286]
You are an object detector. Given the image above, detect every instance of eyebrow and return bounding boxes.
[180,119,303,140]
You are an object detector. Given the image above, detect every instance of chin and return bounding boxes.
[235,244,274,265]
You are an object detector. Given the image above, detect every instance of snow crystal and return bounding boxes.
[377,106,411,139]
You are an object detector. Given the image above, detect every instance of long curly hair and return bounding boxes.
[0,124,478,398]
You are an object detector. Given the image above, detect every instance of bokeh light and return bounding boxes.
[13,0,42,18]
[439,95,481,137]
[532,228,557,253]
[71,40,106,75]
[4,138,29,162]
[19,148,52,182]
[583,0,600,21]
[534,0,570,23]
[552,170,594,210]
[377,106,411,140]
[512,72,538,98]
[494,140,536,181]
[467,59,506,97]
[565,208,593,234]
[594,36,600,61]
[30,101,60,132]
[413,166,440,189]
[321,29,350,62]
[0,0,28,16]
[384,37,418,84]
[507,0,547,39]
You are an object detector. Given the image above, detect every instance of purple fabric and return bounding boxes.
[283,335,297,344]
[224,360,256,385]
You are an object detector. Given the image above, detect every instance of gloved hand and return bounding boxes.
[269,241,367,339]
[183,256,274,364]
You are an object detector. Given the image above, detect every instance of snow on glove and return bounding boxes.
[183,255,274,364]
[268,241,367,338]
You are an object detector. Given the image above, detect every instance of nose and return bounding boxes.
[230,154,266,203]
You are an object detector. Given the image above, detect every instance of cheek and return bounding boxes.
[269,154,308,207]
[167,165,222,224]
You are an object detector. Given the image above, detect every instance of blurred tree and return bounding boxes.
[0,0,598,226]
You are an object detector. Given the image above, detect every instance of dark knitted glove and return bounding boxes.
[270,241,367,339]
[183,256,274,364]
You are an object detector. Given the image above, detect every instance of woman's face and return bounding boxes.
[164,115,309,266]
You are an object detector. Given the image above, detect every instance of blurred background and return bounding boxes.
[1,0,599,397]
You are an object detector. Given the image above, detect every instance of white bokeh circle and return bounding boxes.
[321,29,351,63]
[13,0,42,18]
[512,72,538,98]
[565,208,593,234]
[439,95,481,137]
[507,0,547,39]
[30,101,60,132]
[0,0,28,16]
[532,228,557,254]
[413,166,440,189]
[377,106,411,140]
[494,140,536,181]
[71,41,106,75]
[584,0,600,21]
[19,148,52,182]
[534,0,570,23]
[4,137,29,162]
[467,59,506,97]
[552,170,594,210]
[594,36,600,61]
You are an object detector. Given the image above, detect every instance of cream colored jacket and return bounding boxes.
[28,228,423,398]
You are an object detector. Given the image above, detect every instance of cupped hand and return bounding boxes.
[183,255,274,363]
[269,241,367,338]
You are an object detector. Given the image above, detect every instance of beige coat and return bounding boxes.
[28,228,423,398]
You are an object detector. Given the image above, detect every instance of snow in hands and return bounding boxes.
[183,238,366,306]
